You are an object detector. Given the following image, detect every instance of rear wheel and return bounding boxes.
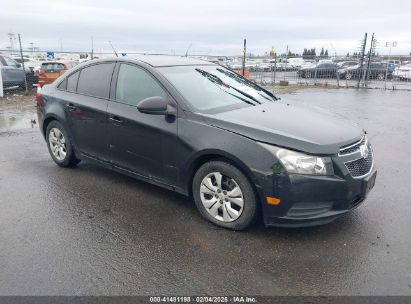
[377,73,385,81]
[46,121,80,167]
[192,161,258,230]
[345,72,352,80]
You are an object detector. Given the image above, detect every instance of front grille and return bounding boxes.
[339,136,366,155]
[344,149,373,178]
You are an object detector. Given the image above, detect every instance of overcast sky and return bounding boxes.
[1,0,410,56]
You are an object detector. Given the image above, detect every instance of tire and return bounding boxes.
[305,71,312,78]
[377,73,385,81]
[46,120,80,167]
[345,72,352,80]
[192,160,258,230]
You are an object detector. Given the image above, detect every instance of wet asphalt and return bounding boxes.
[0,88,410,296]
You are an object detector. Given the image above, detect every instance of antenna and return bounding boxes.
[185,43,192,57]
[108,41,118,57]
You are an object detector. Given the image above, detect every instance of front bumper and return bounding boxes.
[254,153,377,228]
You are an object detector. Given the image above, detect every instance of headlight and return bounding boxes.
[259,142,334,175]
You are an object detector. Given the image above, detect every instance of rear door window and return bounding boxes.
[67,71,80,92]
[41,63,66,72]
[58,78,67,90]
[115,64,167,106]
[77,63,114,98]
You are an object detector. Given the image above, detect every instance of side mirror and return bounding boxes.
[137,96,176,116]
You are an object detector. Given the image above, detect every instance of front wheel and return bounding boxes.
[46,120,80,167]
[192,161,258,230]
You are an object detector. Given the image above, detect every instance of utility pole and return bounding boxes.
[242,39,246,76]
[108,41,118,57]
[185,43,192,57]
[364,33,376,86]
[18,34,28,93]
[357,32,367,88]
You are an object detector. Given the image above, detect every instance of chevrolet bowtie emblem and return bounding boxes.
[360,144,369,158]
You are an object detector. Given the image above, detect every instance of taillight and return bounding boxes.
[35,92,45,107]
[37,69,45,76]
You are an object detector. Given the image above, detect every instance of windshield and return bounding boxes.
[3,56,19,67]
[159,65,276,111]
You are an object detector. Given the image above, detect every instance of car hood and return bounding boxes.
[200,101,364,155]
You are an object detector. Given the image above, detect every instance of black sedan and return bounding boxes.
[337,62,393,80]
[36,56,376,230]
[297,62,339,78]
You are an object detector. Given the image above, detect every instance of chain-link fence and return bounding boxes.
[1,47,411,98]
[245,56,411,90]
[0,54,38,97]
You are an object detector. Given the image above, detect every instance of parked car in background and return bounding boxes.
[337,61,358,68]
[0,55,38,89]
[394,63,411,80]
[297,63,339,78]
[287,58,306,68]
[337,62,392,80]
[37,61,77,87]
[257,62,272,72]
[13,57,42,73]
[387,60,401,68]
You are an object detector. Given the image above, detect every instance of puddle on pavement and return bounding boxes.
[0,109,37,131]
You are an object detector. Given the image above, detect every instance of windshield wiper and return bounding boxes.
[216,67,278,101]
[195,69,261,105]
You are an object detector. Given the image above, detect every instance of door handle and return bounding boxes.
[66,103,77,111]
[109,116,123,124]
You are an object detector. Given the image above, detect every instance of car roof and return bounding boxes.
[90,55,215,67]
[130,55,214,67]
[41,60,73,65]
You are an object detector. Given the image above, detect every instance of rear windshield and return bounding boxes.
[41,63,66,72]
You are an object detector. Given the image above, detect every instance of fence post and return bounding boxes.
[336,69,340,87]
[357,32,368,88]
[18,34,28,93]
[242,39,246,77]
[0,68,3,98]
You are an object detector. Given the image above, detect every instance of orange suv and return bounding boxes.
[37,61,77,87]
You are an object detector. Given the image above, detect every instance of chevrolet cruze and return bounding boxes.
[36,56,377,230]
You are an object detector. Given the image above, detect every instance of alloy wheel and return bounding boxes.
[49,128,67,161]
[199,172,244,222]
